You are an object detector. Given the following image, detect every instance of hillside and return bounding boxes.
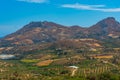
[0,17,120,47]
[0,17,120,56]
[0,17,120,80]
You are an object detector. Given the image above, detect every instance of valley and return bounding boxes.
[0,17,120,80]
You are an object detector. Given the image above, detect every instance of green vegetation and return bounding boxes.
[1,42,120,80]
[21,59,40,63]
[0,48,120,80]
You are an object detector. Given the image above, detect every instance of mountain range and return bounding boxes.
[0,17,120,46]
[0,17,120,55]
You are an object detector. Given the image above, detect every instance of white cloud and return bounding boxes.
[17,0,47,3]
[61,3,120,12]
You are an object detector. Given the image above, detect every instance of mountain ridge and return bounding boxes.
[0,17,120,47]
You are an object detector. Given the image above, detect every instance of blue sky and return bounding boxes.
[0,0,120,37]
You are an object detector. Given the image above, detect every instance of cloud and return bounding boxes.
[17,0,47,3]
[61,3,120,12]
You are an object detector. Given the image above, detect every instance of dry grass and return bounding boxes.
[36,60,53,66]
[94,55,113,59]
[93,43,101,47]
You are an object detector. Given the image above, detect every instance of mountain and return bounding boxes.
[1,17,120,79]
[0,17,120,47]
[0,21,84,46]
[88,17,120,39]
[0,21,71,46]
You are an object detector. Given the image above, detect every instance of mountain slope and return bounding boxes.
[0,17,120,47]
[88,17,120,39]
[0,21,85,46]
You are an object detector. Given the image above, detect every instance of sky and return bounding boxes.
[0,0,120,37]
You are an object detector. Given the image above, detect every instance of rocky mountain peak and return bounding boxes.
[97,17,119,27]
